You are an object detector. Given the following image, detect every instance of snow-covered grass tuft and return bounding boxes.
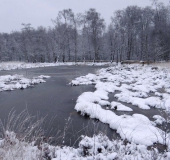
[0,110,45,160]
[77,133,166,160]
[0,74,50,92]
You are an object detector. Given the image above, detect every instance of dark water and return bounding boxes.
[0,65,118,146]
[0,65,167,147]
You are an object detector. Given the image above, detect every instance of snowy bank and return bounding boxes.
[0,131,168,160]
[0,61,112,71]
[71,64,170,148]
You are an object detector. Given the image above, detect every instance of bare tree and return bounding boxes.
[85,9,105,60]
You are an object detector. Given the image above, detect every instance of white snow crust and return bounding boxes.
[72,64,170,147]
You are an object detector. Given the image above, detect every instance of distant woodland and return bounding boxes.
[0,1,170,63]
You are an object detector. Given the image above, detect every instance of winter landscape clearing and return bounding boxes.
[1,0,170,159]
[0,62,170,159]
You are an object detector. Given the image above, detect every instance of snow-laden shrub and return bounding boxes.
[0,110,46,159]
[77,133,167,160]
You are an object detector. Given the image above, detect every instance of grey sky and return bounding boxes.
[0,0,169,33]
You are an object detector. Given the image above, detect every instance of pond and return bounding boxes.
[0,65,118,146]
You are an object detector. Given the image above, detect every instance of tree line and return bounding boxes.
[0,1,170,63]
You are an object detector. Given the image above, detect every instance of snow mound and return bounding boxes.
[111,101,133,111]
[75,92,164,146]
[153,115,166,125]
[0,74,50,91]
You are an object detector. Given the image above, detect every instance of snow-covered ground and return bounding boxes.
[0,61,111,71]
[152,62,170,71]
[0,74,50,91]
[0,131,168,160]
[71,64,170,149]
[0,61,170,71]
[1,62,170,159]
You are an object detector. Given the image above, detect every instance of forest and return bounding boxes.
[0,1,170,63]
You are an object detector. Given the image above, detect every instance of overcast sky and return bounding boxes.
[0,0,169,33]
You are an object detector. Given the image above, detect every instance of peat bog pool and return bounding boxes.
[0,65,163,146]
[0,65,117,146]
